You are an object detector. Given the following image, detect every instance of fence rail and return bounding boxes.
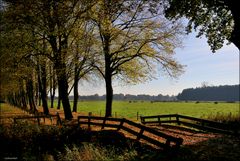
[13,113,62,125]
[77,116,183,150]
[140,114,239,135]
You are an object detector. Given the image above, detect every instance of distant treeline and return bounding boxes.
[177,84,240,101]
[68,94,176,101]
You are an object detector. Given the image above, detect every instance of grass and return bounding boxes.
[0,122,154,161]
[0,103,21,113]
[58,143,138,161]
[1,122,240,161]
[48,101,240,120]
[1,103,240,161]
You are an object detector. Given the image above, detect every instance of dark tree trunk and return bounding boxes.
[49,31,72,119]
[55,58,73,119]
[73,57,80,112]
[105,74,113,117]
[38,94,41,106]
[35,81,41,106]
[50,65,56,108]
[41,66,49,115]
[72,78,79,112]
[104,35,113,117]
[20,80,27,108]
[57,75,73,120]
[50,95,55,108]
[57,93,61,110]
[26,78,37,114]
[38,63,49,115]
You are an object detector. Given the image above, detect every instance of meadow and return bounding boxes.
[49,101,240,120]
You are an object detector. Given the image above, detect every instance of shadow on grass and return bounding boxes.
[0,122,239,161]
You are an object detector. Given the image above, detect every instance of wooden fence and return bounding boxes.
[140,114,239,135]
[77,116,183,150]
[13,113,62,126]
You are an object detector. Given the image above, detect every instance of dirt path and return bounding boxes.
[146,124,220,145]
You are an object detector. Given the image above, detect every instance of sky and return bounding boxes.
[78,32,239,96]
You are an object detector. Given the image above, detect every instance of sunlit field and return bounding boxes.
[48,101,239,120]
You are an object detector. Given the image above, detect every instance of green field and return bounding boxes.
[49,101,240,120]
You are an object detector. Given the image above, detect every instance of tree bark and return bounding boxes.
[57,93,61,110]
[38,63,49,115]
[20,80,27,108]
[57,75,73,120]
[105,73,113,117]
[104,35,113,117]
[49,34,73,119]
[72,75,79,112]
[55,58,73,119]
[49,65,56,108]
[26,77,37,114]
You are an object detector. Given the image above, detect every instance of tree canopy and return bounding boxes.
[88,0,184,116]
[1,0,184,118]
[163,0,240,52]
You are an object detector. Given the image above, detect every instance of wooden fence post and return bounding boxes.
[49,116,53,125]
[136,128,144,141]
[14,118,16,124]
[101,117,107,130]
[140,116,145,124]
[88,112,92,129]
[165,139,170,146]
[117,118,125,131]
[158,116,161,125]
[43,116,45,124]
[56,112,62,125]
[37,117,40,125]
[176,114,180,125]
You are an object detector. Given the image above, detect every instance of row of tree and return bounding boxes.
[0,0,185,119]
[1,0,238,119]
[177,85,240,101]
[68,93,176,101]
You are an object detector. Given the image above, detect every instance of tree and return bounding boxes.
[90,0,184,117]
[0,24,38,113]
[49,62,57,109]
[3,0,95,119]
[163,0,240,52]
[67,21,95,112]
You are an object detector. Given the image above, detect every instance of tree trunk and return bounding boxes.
[38,94,41,106]
[50,95,55,108]
[26,77,37,114]
[20,80,27,108]
[104,37,113,117]
[50,65,56,108]
[105,74,113,117]
[57,75,73,120]
[72,78,79,112]
[38,64,49,115]
[57,94,61,110]
[49,32,72,119]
